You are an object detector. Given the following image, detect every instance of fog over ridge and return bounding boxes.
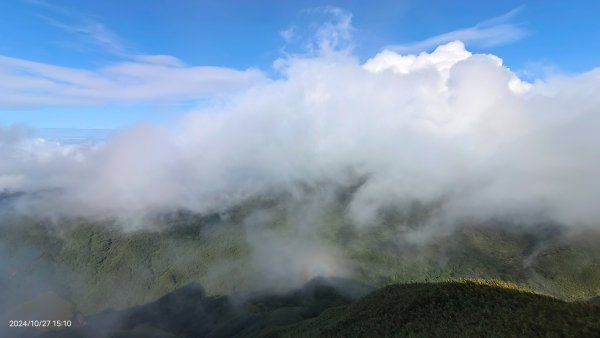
[1,40,599,231]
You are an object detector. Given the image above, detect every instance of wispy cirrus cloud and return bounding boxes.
[0,55,266,109]
[1,0,266,109]
[387,7,528,53]
[44,17,129,56]
[27,0,129,57]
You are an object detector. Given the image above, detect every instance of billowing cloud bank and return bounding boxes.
[1,41,600,230]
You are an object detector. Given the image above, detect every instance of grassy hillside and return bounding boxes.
[269,280,600,338]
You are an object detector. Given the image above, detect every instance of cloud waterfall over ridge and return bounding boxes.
[1,40,600,229]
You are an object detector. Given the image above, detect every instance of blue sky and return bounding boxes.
[1,0,599,130]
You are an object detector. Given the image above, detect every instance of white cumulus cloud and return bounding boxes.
[1,39,599,232]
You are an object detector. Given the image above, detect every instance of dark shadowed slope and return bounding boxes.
[12,279,600,338]
[19,277,369,338]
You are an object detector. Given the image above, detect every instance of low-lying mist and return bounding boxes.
[1,39,599,231]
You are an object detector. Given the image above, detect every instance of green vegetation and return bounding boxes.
[268,280,600,338]
[1,200,600,317]
[0,214,252,313]
[25,279,600,338]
